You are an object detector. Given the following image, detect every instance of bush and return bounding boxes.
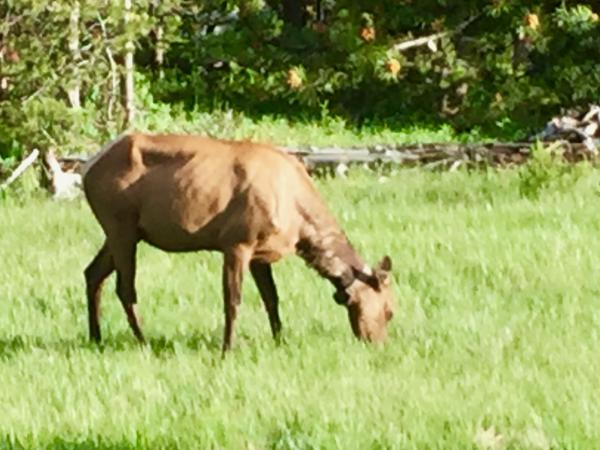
[517,141,591,199]
[153,1,600,131]
[1,1,599,159]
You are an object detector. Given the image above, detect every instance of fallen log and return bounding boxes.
[56,141,599,179]
[284,141,598,173]
[1,139,595,199]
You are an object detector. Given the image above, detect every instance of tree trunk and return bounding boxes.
[282,0,303,28]
[97,14,118,121]
[123,0,135,127]
[316,0,324,22]
[67,2,81,109]
[150,0,164,79]
[155,22,164,79]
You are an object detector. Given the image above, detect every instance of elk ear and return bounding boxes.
[372,256,392,288]
[375,255,392,272]
[375,270,391,287]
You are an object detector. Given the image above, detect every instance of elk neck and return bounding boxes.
[294,203,365,297]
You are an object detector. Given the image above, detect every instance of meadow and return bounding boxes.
[1,160,600,449]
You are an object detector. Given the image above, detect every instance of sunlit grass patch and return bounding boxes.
[1,166,600,448]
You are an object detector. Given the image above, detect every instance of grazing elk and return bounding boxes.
[82,133,395,353]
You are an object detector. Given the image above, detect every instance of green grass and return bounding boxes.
[131,88,501,151]
[135,108,472,148]
[1,165,600,449]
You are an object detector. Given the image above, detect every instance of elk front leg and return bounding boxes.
[250,261,282,340]
[222,246,251,354]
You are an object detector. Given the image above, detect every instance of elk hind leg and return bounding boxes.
[84,241,114,343]
[108,227,146,344]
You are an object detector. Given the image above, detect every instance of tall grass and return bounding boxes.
[1,165,599,449]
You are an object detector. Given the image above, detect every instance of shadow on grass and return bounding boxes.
[0,329,227,360]
[146,332,223,356]
[1,435,168,450]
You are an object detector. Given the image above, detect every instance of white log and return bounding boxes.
[0,149,40,190]
[582,105,600,123]
[44,150,82,200]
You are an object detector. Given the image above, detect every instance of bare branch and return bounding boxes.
[391,14,481,52]
[393,31,448,52]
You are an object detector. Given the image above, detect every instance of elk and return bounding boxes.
[82,133,395,353]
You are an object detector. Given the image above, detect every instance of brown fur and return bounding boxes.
[82,133,396,353]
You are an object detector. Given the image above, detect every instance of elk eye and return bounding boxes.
[333,290,349,305]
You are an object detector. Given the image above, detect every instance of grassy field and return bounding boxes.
[1,163,600,449]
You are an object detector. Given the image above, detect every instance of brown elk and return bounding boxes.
[82,133,395,353]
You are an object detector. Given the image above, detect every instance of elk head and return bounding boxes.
[335,255,395,342]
